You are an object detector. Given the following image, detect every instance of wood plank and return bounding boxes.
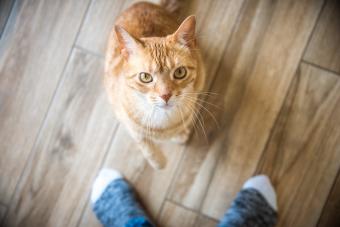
[76,0,160,55]
[79,125,185,227]
[78,205,102,227]
[304,0,340,74]
[0,0,14,38]
[318,171,340,227]
[256,63,340,227]
[0,0,91,205]
[169,0,324,216]
[158,201,197,227]
[195,215,219,227]
[76,0,126,55]
[3,49,118,227]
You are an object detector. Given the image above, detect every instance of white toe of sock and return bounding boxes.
[242,175,278,211]
[91,168,123,204]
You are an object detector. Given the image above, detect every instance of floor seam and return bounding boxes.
[301,60,340,77]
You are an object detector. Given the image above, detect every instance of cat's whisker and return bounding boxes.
[181,95,221,110]
[180,91,220,96]
[185,101,208,143]
[183,90,219,93]
[183,103,199,137]
[178,93,219,99]
[183,96,219,128]
[184,105,200,136]
[193,105,208,143]
[176,106,189,133]
[192,100,219,128]
[196,99,221,110]
[180,94,221,111]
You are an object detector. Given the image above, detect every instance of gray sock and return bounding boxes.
[91,169,154,227]
[218,175,278,227]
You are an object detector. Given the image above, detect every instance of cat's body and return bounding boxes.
[104,1,206,169]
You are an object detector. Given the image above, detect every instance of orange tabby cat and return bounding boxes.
[104,0,206,169]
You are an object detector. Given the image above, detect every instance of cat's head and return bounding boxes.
[115,16,203,112]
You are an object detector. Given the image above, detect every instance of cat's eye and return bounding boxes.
[139,72,153,83]
[174,66,187,79]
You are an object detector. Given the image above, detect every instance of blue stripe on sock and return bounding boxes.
[125,216,154,227]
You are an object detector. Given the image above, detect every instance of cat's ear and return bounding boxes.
[115,26,143,58]
[172,15,196,48]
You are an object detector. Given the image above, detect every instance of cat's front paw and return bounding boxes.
[148,154,167,170]
[137,137,167,170]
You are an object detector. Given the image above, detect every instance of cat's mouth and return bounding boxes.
[162,105,173,110]
[156,103,173,110]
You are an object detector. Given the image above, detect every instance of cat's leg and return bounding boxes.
[126,126,167,169]
[137,138,167,169]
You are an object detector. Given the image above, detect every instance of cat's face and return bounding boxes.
[124,38,198,110]
[116,16,200,113]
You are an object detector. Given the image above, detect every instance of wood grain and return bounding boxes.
[76,0,126,55]
[317,171,340,227]
[169,0,324,218]
[256,63,340,227]
[158,201,197,227]
[304,0,340,74]
[78,207,102,227]
[3,49,118,227]
[195,215,219,227]
[0,0,14,38]
[76,0,160,55]
[0,0,91,205]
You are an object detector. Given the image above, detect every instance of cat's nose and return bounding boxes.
[160,93,172,103]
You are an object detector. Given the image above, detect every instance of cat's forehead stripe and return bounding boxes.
[147,42,173,73]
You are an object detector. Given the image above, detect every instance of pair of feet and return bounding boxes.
[91,169,278,227]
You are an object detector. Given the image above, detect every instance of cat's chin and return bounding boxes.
[156,104,173,110]
[152,102,175,110]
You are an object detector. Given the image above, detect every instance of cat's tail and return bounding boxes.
[160,0,183,14]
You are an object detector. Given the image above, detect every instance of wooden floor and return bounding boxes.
[1,0,339,226]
